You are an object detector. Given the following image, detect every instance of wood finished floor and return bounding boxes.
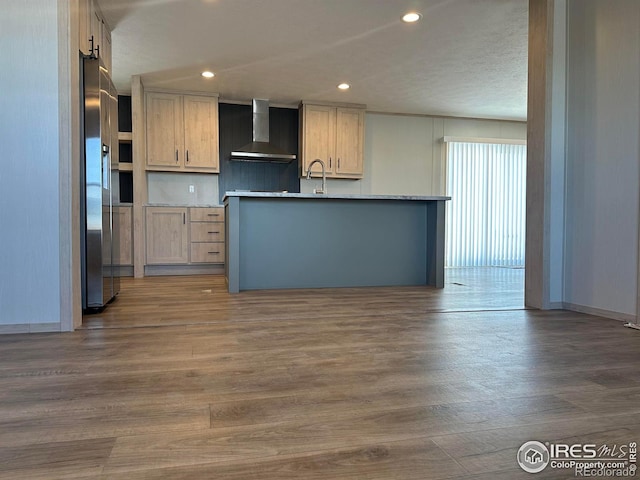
[2,272,639,479]
[83,267,526,329]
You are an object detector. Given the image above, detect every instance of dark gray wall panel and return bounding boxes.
[237,198,429,290]
[218,103,299,202]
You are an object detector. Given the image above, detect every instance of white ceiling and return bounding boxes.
[98,0,528,120]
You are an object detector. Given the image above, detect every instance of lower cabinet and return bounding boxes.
[189,207,225,263]
[114,206,133,266]
[145,206,224,266]
[145,207,189,264]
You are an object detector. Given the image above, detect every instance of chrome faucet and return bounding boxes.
[306,159,327,194]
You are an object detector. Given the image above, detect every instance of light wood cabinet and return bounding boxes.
[90,7,102,54]
[145,207,189,264]
[190,243,225,264]
[335,108,364,176]
[145,92,219,173]
[101,26,112,74]
[145,206,225,267]
[78,0,91,55]
[301,105,336,175]
[146,93,183,169]
[183,96,219,169]
[300,102,365,179]
[189,207,225,223]
[190,222,224,243]
[78,0,112,74]
[189,207,225,264]
[114,206,133,265]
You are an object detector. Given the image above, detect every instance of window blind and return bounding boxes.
[445,141,526,267]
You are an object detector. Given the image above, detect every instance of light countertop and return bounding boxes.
[145,203,223,208]
[223,192,451,201]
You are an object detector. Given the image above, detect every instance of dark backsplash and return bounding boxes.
[218,102,300,203]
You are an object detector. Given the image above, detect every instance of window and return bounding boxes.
[445,140,526,267]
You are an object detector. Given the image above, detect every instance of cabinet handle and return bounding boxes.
[338,157,341,169]
[207,231,220,234]
[207,213,220,217]
[208,251,220,255]
[329,157,332,169]
[176,150,179,163]
[90,36,100,58]
[183,213,186,224]
[186,150,189,163]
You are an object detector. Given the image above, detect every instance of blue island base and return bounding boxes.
[224,193,449,293]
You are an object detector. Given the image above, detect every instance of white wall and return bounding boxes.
[0,1,62,329]
[564,0,640,318]
[301,113,526,196]
[548,0,567,306]
[365,115,440,196]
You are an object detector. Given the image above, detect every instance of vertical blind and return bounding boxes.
[445,141,526,267]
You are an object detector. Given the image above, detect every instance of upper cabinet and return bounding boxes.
[183,96,219,170]
[101,25,112,74]
[145,93,183,169]
[300,101,365,179]
[90,7,102,56]
[78,0,112,74]
[78,0,91,55]
[301,105,335,174]
[334,108,365,177]
[145,92,220,173]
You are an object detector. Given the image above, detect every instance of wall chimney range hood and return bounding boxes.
[230,99,296,163]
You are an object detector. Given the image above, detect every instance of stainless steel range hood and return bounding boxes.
[230,99,297,162]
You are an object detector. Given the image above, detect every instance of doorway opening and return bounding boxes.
[444,140,527,310]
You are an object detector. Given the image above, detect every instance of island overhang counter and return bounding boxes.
[223,192,451,294]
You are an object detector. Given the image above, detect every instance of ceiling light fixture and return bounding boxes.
[337,83,350,90]
[402,12,422,23]
[201,71,215,78]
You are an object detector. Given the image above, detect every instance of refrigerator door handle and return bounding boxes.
[102,144,110,189]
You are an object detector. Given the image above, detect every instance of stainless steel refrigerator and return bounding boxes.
[80,56,120,310]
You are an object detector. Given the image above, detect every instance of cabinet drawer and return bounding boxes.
[190,222,225,242]
[190,242,225,263]
[190,207,224,222]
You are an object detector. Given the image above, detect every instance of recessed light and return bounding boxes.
[337,83,350,90]
[201,71,215,78]
[402,12,422,23]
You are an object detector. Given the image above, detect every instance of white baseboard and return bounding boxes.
[546,301,564,309]
[0,322,61,335]
[562,302,636,323]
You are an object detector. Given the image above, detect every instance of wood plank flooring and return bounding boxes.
[83,267,525,329]
[1,273,639,479]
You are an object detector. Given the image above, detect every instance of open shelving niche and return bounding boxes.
[117,96,133,202]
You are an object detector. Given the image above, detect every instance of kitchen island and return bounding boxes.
[223,192,450,293]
